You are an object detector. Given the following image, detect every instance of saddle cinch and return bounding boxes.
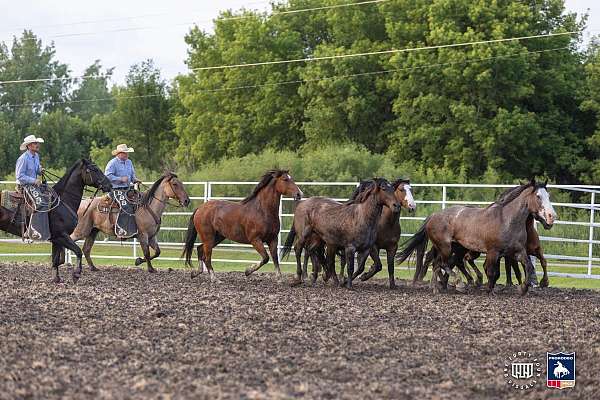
[100,190,140,239]
[1,186,52,241]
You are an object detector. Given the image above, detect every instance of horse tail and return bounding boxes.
[181,208,198,268]
[280,226,296,260]
[396,216,430,266]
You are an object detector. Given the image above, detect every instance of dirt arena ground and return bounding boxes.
[1,262,598,399]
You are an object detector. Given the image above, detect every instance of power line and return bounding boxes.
[2,46,568,109]
[1,1,389,43]
[0,30,578,86]
[191,31,579,71]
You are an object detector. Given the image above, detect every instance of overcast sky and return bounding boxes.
[0,0,597,85]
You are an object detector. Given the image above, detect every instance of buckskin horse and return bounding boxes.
[0,159,112,283]
[282,178,400,289]
[396,179,557,295]
[182,169,302,282]
[71,172,190,273]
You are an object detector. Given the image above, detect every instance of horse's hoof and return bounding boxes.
[148,267,157,273]
[52,277,63,284]
[72,274,80,284]
[90,265,99,272]
[540,278,549,288]
[134,257,144,266]
[290,279,303,287]
[519,284,529,296]
[244,268,253,277]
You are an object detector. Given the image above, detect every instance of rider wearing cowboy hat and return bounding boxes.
[104,144,141,190]
[16,135,45,187]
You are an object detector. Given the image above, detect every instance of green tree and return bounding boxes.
[70,60,115,121]
[105,60,174,170]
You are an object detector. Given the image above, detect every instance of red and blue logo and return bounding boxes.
[546,352,575,389]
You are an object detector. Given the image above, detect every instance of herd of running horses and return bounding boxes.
[0,160,558,295]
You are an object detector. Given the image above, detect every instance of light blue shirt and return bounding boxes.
[105,157,137,189]
[15,151,42,185]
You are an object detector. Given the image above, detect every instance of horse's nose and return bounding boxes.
[294,191,303,201]
[183,198,191,207]
[393,203,401,212]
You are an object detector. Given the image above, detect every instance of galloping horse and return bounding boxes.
[0,159,112,282]
[282,178,400,288]
[72,172,190,272]
[182,169,302,282]
[397,180,557,295]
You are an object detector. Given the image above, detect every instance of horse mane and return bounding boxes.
[141,172,177,206]
[241,169,288,204]
[392,178,410,189]
[53,159,86,193]
[492,180,542,207]
[346,178,389,205]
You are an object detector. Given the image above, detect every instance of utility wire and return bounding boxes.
[1,1,388,42]
[2,46,568,109]
[0,30,578,86]
[191,31,579,71]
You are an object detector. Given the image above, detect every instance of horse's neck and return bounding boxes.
[253,187,281,218]
[147,184,168,217]
[500,192,532,229]
[55,171,84,211]
[380,206,399,225]
[355,194,383,229]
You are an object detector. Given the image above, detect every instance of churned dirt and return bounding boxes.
[0,262,599,399]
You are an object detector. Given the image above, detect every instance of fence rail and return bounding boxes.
[1,180,599,280]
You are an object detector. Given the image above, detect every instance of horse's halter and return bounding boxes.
[146,177,187,208]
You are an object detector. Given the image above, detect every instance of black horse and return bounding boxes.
[0,159,111,283]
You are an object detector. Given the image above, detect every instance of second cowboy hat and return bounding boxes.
[20,135,45,151]
[112,144,135,156]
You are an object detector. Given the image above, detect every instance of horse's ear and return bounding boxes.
[543,178,548,187]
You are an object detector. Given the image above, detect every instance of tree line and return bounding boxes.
[1,0,600,184]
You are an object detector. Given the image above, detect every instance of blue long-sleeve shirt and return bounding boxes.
[15,151,42,185]
[105,157,137,189]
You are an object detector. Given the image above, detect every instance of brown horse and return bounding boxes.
[71,172,190,272]
[397,180,557,295]
[282,178,400,289]
[182,169,302,282]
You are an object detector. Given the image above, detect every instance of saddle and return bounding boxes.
[105,189,140,239]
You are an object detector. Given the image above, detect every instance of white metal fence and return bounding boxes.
[1,181,599,280]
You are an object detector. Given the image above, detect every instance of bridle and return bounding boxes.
[140,177,187,208]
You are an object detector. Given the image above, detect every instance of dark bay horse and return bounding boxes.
[0,159,112,282]
[182,169,302,282]
[282,178,400,289]
[397,180,557,295]
[72,172,190,272]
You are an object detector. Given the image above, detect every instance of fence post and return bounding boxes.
[278,196,283,253]
[133,238,137,261]
[588,192,595,277]
[441,185,447,210]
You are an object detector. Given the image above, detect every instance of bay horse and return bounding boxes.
[182,169,302,282]
[0,159,112,282]
[71,172,190,273]
[282,178,400,289]
[396,180,557,295]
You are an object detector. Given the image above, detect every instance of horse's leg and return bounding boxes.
[344,247,356,289]
[360,246,383,282]
[455,259,473,290]
[518,251,537,295]
[50,242,63,283]
[267,239,282,281]
[512,258,523,286]
[291,241,304,286]
[302,248,309,281]
[309,251,321,287]
[536,248,549,288]
[82,228,100,271]
[467,259,484,288]
[483,251,500,294]
[245,239,270,276]
[55,235,84,283]
[386,245,398,289]
[504,257,513,286]
[136,234,155,273]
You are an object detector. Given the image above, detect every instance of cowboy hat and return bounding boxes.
[112,144,135,156]
[20,135,44,151]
